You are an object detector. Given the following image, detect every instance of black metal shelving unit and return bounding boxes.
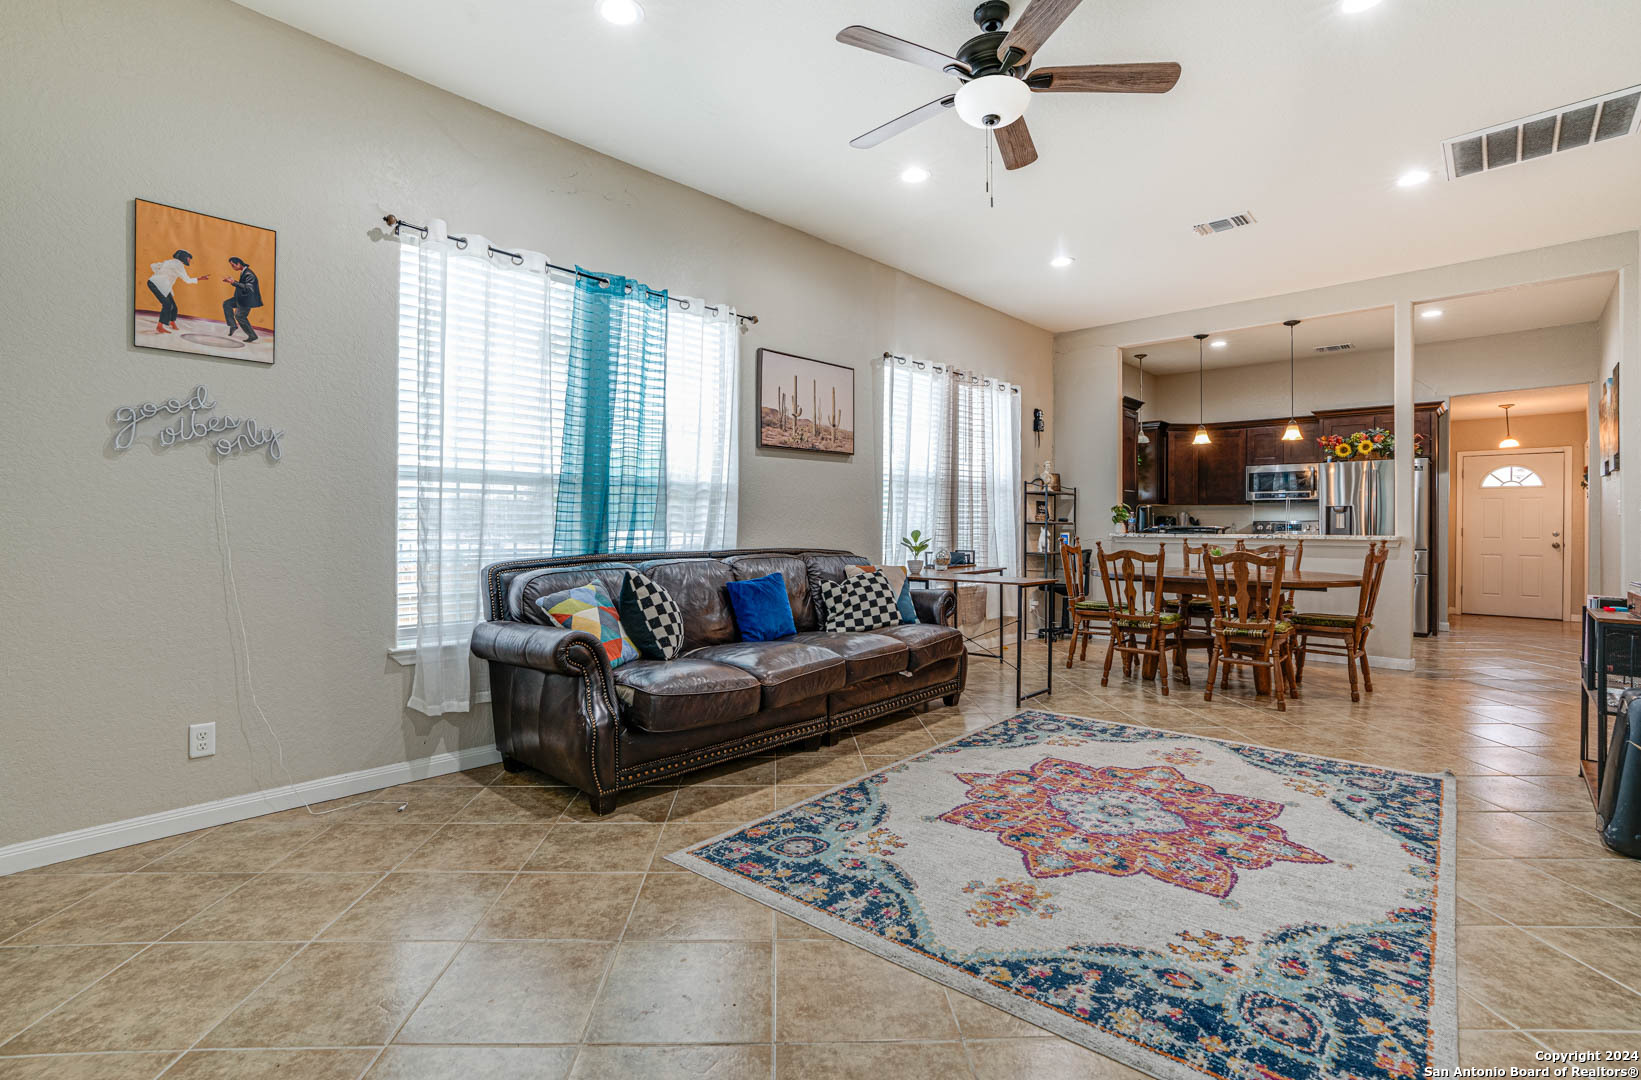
[1023,482,1077,640]
[1580,599,1641,802]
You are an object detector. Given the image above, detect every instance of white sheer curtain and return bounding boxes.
[401,224,568,716]
[879,356,1022,589]
[396,224,739,715]
[664,299,740,548]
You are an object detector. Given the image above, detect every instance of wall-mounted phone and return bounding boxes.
[1032,407,1044,446]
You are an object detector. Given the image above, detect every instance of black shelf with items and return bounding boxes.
[1023,482,1077,640]
[1581,599,1641,802]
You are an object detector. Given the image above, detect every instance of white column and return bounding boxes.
[1374,299,1417,662]
[1394,300,1415,540]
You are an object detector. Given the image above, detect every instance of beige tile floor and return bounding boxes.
[2,615,1638,1078]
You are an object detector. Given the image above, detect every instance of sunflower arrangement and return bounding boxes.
[1315,428,1421,460]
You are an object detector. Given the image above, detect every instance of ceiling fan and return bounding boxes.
[837,0,1181,170]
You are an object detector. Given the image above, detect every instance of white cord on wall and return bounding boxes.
[213,461,406,817]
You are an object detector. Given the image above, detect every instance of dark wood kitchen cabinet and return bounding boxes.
[1166,428,1200,505]
[1283,420,1322,462]
[1246,424,1286,466]
[1162,426,1244,505]
[1197,428,1247,504]
[1121,397,1142,506]
[1137,421,1169,504]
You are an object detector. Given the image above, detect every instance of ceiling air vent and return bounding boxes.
[1443,84,1641,179]
[1192,212,1256,236]
[1313,343,1354,354]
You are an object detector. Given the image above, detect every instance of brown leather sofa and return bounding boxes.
[471,548,967,813]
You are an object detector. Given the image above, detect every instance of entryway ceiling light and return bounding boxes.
[1498,404,1519,448]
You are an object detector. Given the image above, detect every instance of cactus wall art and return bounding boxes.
[756,348,855,455]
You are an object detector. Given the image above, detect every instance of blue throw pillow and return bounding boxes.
[725,572,797,642]
[895,579,919,624]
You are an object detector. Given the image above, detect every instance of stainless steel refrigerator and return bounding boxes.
[1321,457,1432,635]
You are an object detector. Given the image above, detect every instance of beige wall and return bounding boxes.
[0,0,1052,849]
[1597,281,1624,594]
[1446,412,1588,616]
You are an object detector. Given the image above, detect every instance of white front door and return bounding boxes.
[1460,451,1566,619]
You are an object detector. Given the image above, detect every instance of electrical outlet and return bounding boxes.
[189,723,215,759]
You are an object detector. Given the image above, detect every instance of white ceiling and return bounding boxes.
[1449,384,1590,420]
[234,0,1641,332]
[1122,271,1617,374]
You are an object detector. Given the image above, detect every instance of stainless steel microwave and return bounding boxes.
[1245,463,1319,501]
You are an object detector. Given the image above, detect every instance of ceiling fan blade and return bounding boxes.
[993,118,1039,170]
[999,0,1083,65]
[849,96,957,149]
[836,26,968,76]
[1028,62,1182,94]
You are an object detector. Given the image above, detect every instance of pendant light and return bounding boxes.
[1281,319,1303,440]
[1192,335,1211,445]
[1134,354,1150,444]
[1498,403,1519,448]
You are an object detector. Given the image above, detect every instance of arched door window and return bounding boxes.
[1480,465,1544,488]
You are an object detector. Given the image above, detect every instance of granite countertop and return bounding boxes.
[1110,532,1402,542]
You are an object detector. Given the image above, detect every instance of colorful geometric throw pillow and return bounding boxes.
[536,583,640,668]
[618,571,684,660]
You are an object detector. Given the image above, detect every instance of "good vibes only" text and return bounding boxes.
[112,386,283,462]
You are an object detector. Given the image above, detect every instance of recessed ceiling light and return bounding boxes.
[900,165,930,184]
[1396,168,1432,188]
[1210,339,1228,349]
[1341,0,1382,12]
[597,0,643,25]
[1421,308,1444,319]
[1049,255,1074,269]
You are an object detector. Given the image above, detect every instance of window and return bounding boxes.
[879,357,1021,575]
[395,240,739,651]
[1480,465,1544,488]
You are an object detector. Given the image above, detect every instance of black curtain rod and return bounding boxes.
[882,352,1019,392]
[382,215,758,325]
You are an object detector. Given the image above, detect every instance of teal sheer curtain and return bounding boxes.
[553,270,669,555]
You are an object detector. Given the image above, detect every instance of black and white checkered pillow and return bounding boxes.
[817,570,900,633]
[618,571,684,660]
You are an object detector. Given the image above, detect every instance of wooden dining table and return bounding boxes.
[1122,568,1366,691]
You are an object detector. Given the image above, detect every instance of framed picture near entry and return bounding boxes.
[1600,365,1621,474]
[134,199,276,364]
[756,348,855,455]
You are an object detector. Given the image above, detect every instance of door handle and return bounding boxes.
[1551,542,1562,550]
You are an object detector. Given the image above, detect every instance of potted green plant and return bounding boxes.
[1110,503,1134,533]
[900,530,931,576]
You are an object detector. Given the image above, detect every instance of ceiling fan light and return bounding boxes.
[954,75,1030,130]
[1193,426,1211,446]
[1282,419,1303,441]
[597,0,643,25]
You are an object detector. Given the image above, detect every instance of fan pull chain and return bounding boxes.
[985,131,994,209]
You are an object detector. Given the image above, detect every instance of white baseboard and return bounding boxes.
[1301,651,1416,672]
[0,744,502,877]
[1438,621,1451,632]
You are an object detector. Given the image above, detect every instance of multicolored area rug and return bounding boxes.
[669,711,1456,1080]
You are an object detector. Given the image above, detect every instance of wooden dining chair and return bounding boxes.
[1292,541,1390,702]
[1096,545,1186,695]
[1236,539,1304,615]
[1201,548,1297,712]
[1060,540,1110,668]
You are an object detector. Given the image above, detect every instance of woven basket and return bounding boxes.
[955,583,989,627]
